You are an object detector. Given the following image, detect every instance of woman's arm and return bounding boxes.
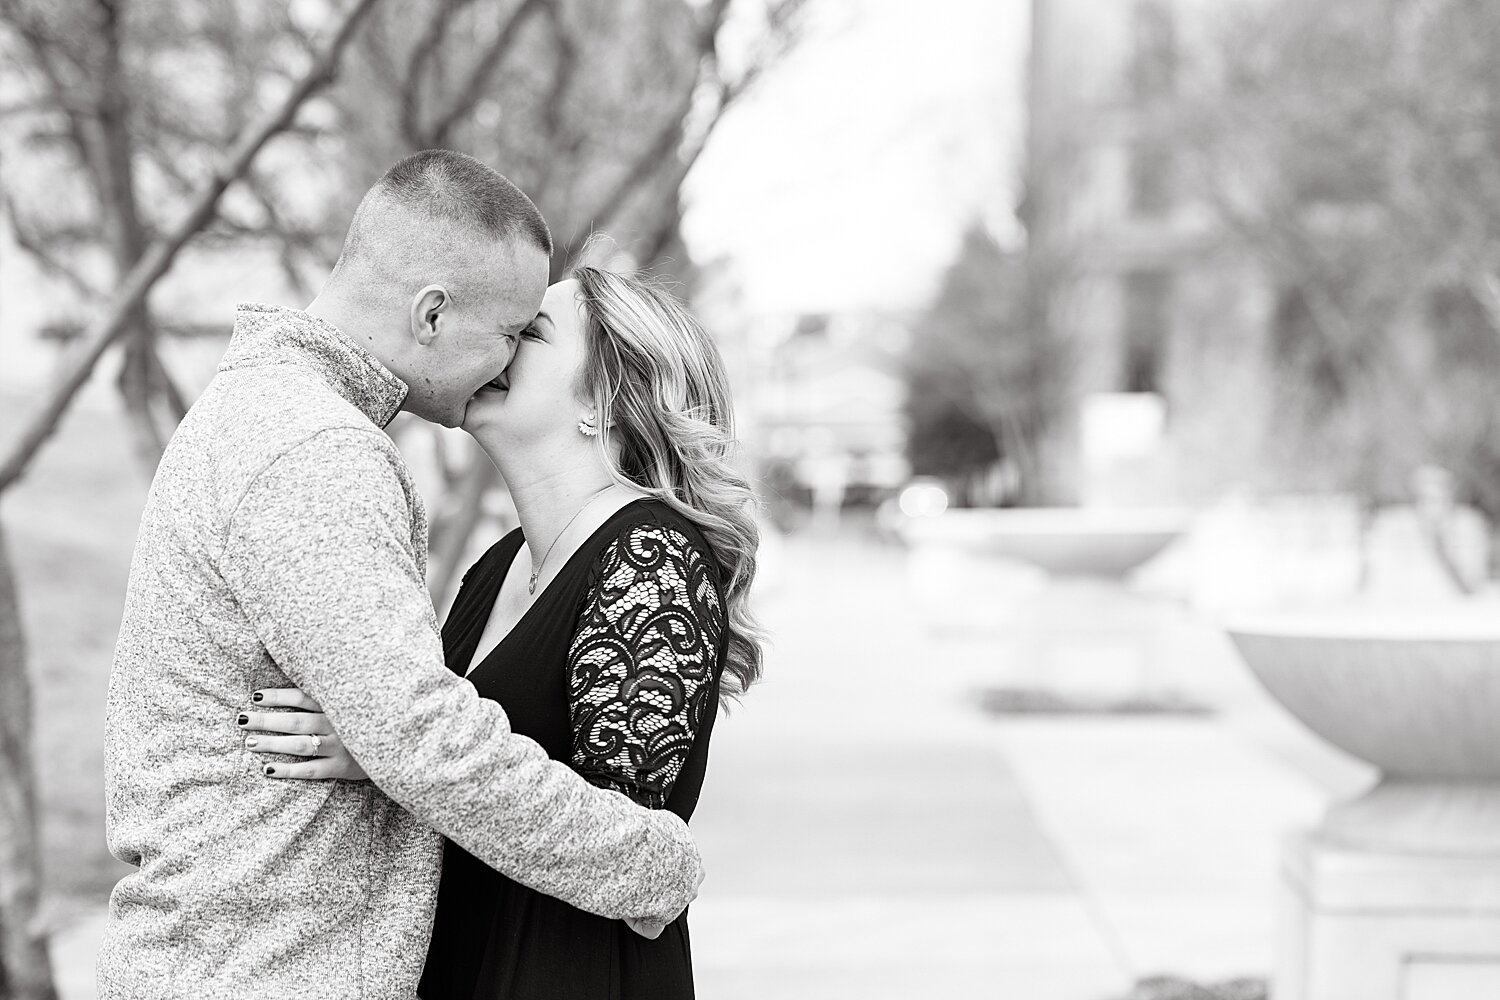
[567,518,726,939]
[567,519,725,811]
[244,516,726,933]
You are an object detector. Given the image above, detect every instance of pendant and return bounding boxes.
[528,571,539,595]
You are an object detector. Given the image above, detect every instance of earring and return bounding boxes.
[578,414,598,437]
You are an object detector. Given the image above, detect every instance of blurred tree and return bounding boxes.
[0,531,42,1000]
[0,2,379,995]
[903,223,1068,506]
[1179,0,1500,582]
[0,0,377,469]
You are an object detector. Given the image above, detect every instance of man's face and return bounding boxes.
[407,239,549,428]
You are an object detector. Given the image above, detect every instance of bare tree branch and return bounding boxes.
[146,344,189,421]
[136,139,202,200]
[538,0,579,142]
[0,97,60,119]
[117,335,172,470]
[425,0,549,147]
[400,0,482,147]
[0,0,103,193]
[239,170,328,298]
[0,0,382,492]
[1,193,104,302]
[570,0,805,253]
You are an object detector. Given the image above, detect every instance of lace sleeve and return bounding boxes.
[567,519,725,808]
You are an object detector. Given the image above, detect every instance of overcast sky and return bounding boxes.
[683,0,1030,317]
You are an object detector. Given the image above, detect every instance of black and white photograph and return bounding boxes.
[1,0,1498,998]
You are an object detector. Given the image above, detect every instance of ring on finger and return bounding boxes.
[309,734,323,755]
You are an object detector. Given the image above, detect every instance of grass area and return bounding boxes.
[3,389,145,906]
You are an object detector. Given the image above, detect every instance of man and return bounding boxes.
[99,150,702,998]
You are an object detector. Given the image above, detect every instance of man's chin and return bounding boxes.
[399,399,459,429]
[460,389,503,430]
[425,404,462,430]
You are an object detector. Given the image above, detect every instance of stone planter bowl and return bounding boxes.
[899,507,1190,579]
[1226,609,1500,856]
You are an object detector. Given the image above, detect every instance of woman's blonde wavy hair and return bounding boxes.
[572,264,764,704]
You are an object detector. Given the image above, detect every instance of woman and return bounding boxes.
[244,266,763,998]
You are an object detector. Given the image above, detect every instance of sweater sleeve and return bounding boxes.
[217,429,702,924]
[568,520,725,808]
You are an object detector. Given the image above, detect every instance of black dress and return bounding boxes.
[419,499,726,1000]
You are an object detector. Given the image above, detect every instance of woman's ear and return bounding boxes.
[409,285,450,346]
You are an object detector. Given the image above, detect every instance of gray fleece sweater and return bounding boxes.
[98,304,702,999]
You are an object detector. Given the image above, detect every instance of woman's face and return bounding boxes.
[462,278,592,445]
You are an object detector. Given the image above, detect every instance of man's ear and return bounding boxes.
[409,285,450,346]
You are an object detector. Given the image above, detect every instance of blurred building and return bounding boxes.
[1026,0,1278,502]
[738,312,910,518]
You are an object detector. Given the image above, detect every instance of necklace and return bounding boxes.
[528,484,614,595]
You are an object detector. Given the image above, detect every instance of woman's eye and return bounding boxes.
[520,326,542,341]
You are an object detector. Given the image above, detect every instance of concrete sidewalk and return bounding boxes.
[686,529,1366,998]
[49,528,1366,998]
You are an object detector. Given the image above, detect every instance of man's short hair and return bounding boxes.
[337,150,553,274]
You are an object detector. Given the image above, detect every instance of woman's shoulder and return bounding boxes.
[583,498,722,590]
[573,500,727,661]
[594,498,714,558]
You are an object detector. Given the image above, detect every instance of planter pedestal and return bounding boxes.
[1227,617,1500,1000]
[1321,778,1500,857]
[1278,831,1500,1000]
[901,508,1188,697]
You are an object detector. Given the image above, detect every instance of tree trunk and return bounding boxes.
[97,0,172,475]
[0,522,57,1000]
[427,453,496,612]
[117,321,171,474]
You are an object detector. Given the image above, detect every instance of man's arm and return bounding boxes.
[217,428,703,924]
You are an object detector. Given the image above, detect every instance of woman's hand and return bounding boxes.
[238,687,368,781]
[623,917,667,939]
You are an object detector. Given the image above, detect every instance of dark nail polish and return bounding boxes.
[264,765,276,776]
[251,692,264,703]
[237,714,249,726]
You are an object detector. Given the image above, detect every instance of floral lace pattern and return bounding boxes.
[568,521,724,807]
